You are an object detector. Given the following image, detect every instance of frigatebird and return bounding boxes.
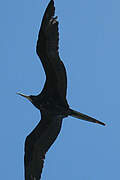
[17,0,105,179]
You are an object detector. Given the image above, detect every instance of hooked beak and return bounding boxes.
[16,92,32,102]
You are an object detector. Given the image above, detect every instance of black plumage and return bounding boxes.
[17,0,105,179]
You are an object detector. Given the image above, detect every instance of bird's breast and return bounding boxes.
[40,100,69,117]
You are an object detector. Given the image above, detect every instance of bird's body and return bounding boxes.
[17,0,105,179]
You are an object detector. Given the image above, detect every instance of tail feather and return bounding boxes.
[69,109,105,126]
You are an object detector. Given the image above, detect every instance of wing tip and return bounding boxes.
[47,0,55,16]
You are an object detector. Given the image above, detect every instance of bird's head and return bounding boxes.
[17,92,40,109]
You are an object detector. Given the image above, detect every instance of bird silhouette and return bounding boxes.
[17,0,105,179]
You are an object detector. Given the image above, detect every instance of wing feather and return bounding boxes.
[36,0,67,98]
[24,111,63,180]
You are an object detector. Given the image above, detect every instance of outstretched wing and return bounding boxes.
[24,111,63,180]
[36,0,67,99]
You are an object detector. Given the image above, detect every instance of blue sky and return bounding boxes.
[1,0,120,179]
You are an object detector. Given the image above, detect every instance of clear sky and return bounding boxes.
[1,0,120,179]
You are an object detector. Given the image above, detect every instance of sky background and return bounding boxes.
[1,0,120,179]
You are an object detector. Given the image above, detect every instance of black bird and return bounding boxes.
[17,0,105,179]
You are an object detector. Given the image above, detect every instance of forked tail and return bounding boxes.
[68,108,105,126]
